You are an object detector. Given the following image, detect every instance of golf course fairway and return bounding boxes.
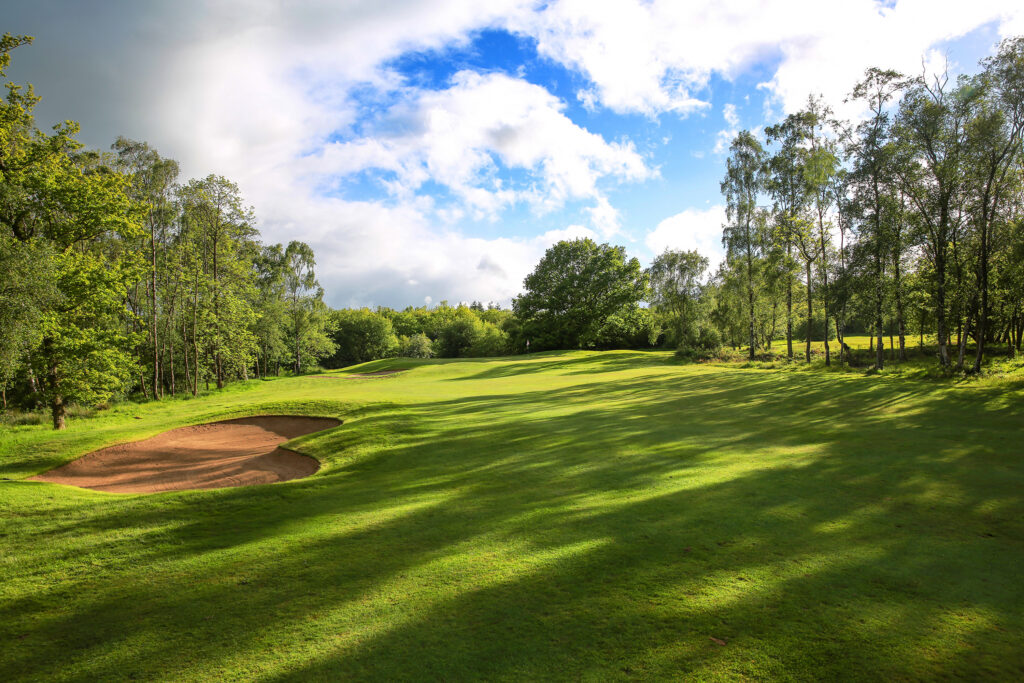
[2,351,1022,680]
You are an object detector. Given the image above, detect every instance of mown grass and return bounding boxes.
[2,351,1023,680]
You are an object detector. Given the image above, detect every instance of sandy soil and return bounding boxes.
[30,415,340,494]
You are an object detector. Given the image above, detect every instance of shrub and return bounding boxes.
[675,326,723,360]
[398,333,434,358]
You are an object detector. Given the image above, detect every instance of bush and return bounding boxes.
[675,326,723,360]
[436,311,488,357]
[592,305,660,349]
[398,333,434,358]
[466,323,509,357]
[326,309,398,366]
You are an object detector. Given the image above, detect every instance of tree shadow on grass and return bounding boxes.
[2,369,1023,680]
[445,350,680,381]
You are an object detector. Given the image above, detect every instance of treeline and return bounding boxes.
[325,302,512,365]
[698,36,1024,371]
[0,35,333,428]
[325,288,661,366]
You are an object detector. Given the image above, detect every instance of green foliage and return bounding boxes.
[649,248,709,347]
[434,308,484,357]
[674,326,723,360]
[0,39,343,421]
[327,309,397,366]
[397,332,434,358]
[466,322,510,357]
[0,236,54,393]
[592,305,660,349]
[513,238,648,351]
[283,241,335,373]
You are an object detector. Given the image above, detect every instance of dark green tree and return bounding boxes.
[512,238,647,351]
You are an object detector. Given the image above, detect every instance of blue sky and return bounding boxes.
[6,1,1024,307]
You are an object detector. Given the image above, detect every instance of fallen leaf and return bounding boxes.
[710,636,727,646]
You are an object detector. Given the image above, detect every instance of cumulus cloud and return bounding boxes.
[305,70,651,220]
[645,205,728,267]
[714,103,742,155]
[512,0,1024,118]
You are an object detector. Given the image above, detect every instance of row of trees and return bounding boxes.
[706,37,1024,371]
[0,35,333,427]
[327,302,513,365]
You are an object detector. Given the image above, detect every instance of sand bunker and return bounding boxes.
[30,415,340,494]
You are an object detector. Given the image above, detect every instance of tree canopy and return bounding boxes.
[513,238,648,351]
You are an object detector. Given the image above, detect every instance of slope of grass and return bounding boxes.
[2,351,1023,680]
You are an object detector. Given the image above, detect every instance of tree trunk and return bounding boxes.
[50,394,65,430]
[805,261,812,363]
[182,319,190,397]
[892,250,906,362]
[169,328,175,396]
[957,299,976,371]
[786,241,793,359]
[817,206,830,366]
[972,209,990,373]
[192,290,200,397]
[874,247,884,371]
[835,318,844,365]
[1016,314,1023,354]
[919,308,925,352]
[821,270,830,367]
[151,215,160,400]
[26,356,39,395]
[45,342,66,430]
[935,212,950,367]
[746,236,756,361]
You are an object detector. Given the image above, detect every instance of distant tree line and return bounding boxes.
[325,239,659,365]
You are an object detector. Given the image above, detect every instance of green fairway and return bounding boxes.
[2,351,1023,680]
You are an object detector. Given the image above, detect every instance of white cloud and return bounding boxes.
[511,0,1024,118]
[302,70,650,223]
[713,103,742,155]
[723,103,739,128]
[263,189,553,308]
[714,129,737,156]
[538,224,599,244]
[586,196,622,238]
[645,205,728,267]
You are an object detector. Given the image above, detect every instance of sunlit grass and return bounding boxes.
[2,351,1023,680]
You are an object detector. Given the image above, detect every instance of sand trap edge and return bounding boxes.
[27,414,342,494]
